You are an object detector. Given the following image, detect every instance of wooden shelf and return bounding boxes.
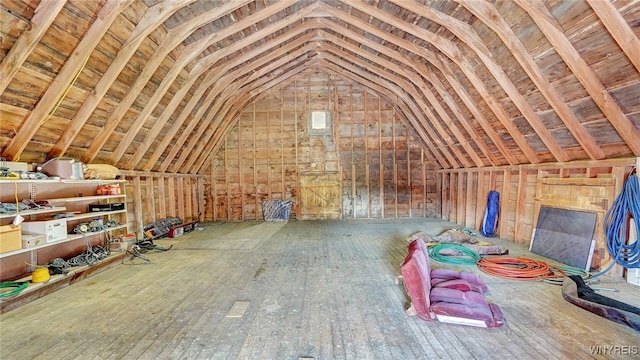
[0,178,130,282]
[68,224,128,240]
[0,207,67,219]
[0,225,128,259]
[0,179,125,184]
[0,251,129,314]
[45,195,125,204]
[68,210,127,221]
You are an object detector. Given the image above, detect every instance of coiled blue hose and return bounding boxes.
[593,173,640,277]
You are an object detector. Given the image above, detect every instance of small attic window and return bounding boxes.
[307,110,331,136]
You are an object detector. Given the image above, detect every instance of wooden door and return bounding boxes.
[299,173,342,220]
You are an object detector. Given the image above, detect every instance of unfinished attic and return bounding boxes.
[1,0,640,357]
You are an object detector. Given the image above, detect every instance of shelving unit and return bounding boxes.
[0,207,67,219]
[0,179,130,279]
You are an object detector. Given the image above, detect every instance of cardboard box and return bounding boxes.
[22,234,46,248]
[0,224,22,254]
[1,161,31,172]
[22,219,68,243]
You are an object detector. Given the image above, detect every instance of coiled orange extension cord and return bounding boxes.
[477,257,566,281]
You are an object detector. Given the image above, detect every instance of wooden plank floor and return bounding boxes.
[1,219,639,359]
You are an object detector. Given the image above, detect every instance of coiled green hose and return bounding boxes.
[428,243,481,265]
[0,281,28,298]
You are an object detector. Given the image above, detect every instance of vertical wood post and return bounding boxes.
[500,170,512,238]
[514,169,528,244]
[146,177,156,222]
[177,178,185,221]
[132,176,144,239]
[379,97,384,219]
[476,170,485,231]
[157,176,166,219]
[465,171,475,227]
[457,172,465,225]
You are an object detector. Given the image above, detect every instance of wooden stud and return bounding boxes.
[132,176,144,239]
[514,169,528,244]
[146,177,156,222]
[253,101,258,220]
[350,85,355,219]
[225,138,230,221]
[157,176,166,220]
[379,97,385,219]
[457,172,465,225]
[365,91,370,219]
[449,172,456,222]
[499,170,512,239]
[422,149,426,218]
[393,109,398,218]
[465,172,475,228]
[212,161,217,222]
[239,109,244,221]
[407,126,412,217]
[177,178,185,222]
[281,86,285,199]
[436,172,447,219]
[294,82,300,219]
[267,95,272,200]
[476,171,486,231]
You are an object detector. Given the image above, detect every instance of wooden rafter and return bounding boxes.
[180,56,316,173]
[454,0,606,160]
[174,47,324,172]
[379,0,568,162]
[106,0,294,165]
[321,53,459,168]
[314,16,513,165]
[0,0,66,95]
[107,0,310,168]
[1,0,132,161]
[586,0,640,74]
[315,3,540,163]
[515,0,640,156]
[155,38,319,173]
[47,0,192,160]
[318,31,486,167]
[128,21,323,170]
[139,9,318,171]
[199,63,448,173]
[316,21,500,165]
[80,0,255,164]
[317,60,450,169]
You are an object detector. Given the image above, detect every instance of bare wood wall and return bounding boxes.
[121,172,204,239]
[439,158,638,273]
[205,70,437,221]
